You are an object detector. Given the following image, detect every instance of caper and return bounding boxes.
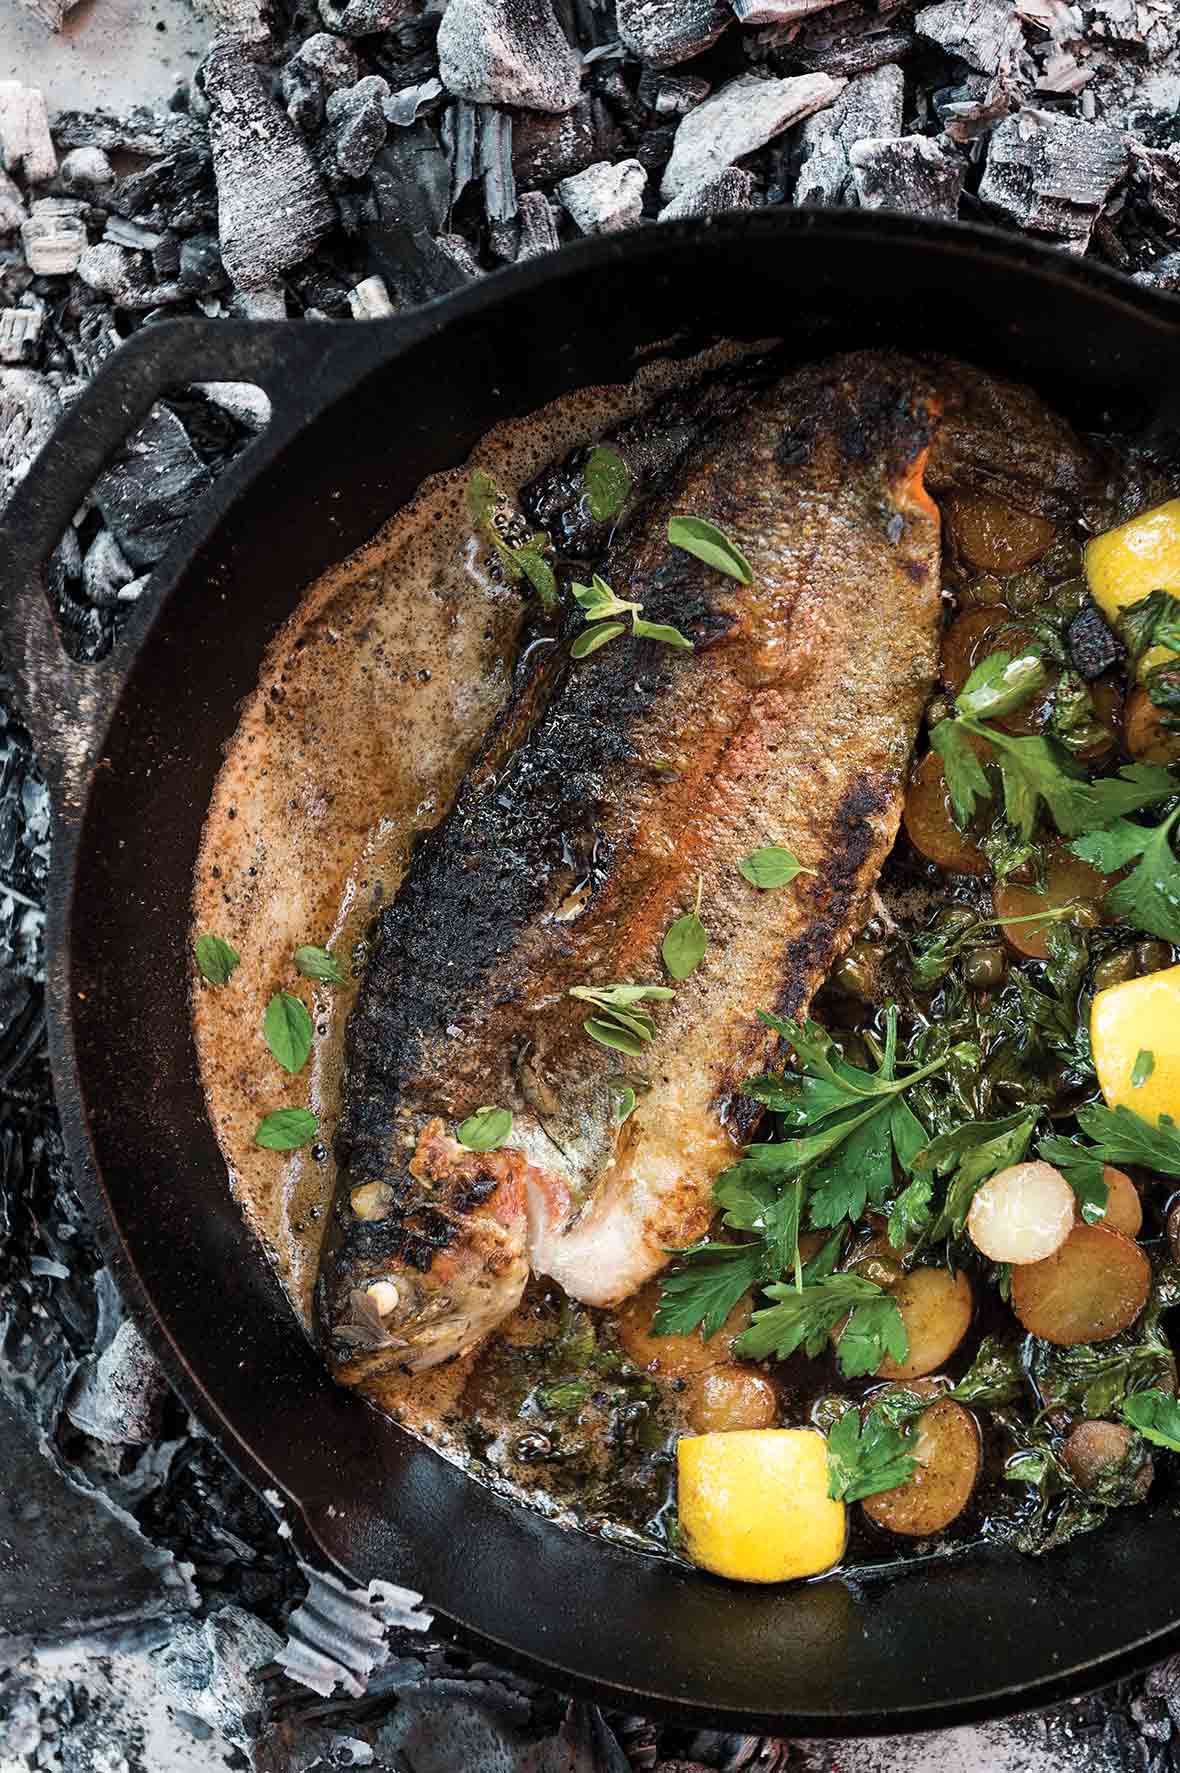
[1039,536,1084,583]
[963,944,1007,990]
[1134,939,1174,977]
[810,1393,849,1434]
[926,694,954,728]
[1005,571,1048,614]
[832,939,878,1000]
[934,904,978,939]
[1092,950,1138,993]
[1073,902,1101,931]
[851,1253,904,1290]
[1053,575,1089,619]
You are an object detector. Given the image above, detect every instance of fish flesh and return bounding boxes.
[317,350,944,1385]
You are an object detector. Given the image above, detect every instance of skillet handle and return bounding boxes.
[0,318,379,798]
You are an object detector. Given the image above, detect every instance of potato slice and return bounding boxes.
[617,1281,748,1376]
[1125,683,1180,765]
[943,493,1056,576]
[677,1429,846,1582]
[967,1160,1074,1264]
[1085,498,1180,678]
[903,747,989,875]
[876,1266,973,1381]
[1091,965,1180,1125]
[683,1367,778,1435]
[993,846,1112,959]
[1100,1166,1143,1239]
[861,1392,981,1536]
[1011,1223,1150,1345]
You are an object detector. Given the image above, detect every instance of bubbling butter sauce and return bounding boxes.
[192,341,761,1453]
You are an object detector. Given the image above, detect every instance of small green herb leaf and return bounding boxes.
[583,445,632,522]
[1119,591,1180,666]
[827,1403,919,1503]
[653,1241,766,1338]
[1070,818,1154,873]
[570,622,627,659]
[632,616,693,650]
[264,992,314,1074]
[956,649,1048,721]
[613,1084,637,1124]
[1122,1388,1180,1451]
[667,515,753,585]
[1132,1049,1156,1089]
[294,945,347,985]
[1103,806,1180,945]
[255,1107,319,1150]
[457,1105,513,1151]
[662,901,708,980]
[929,720,991,828]
[950,1335,1025,1405]
[1075,1102,1180,1174]
[1038,1133,1109,1223]
[572,573,632,620]
[583,1017,646,1056]
[738,846,813,890]
[195,934,240,985]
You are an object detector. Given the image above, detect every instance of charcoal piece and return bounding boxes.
[67,1316,166,1441]
[791,22,915,78]
[793,61,903,205]
[850,133,965,217]
[57,146,115,194]
[557,156,647,230]
[1067,603,1125,680]
[93,404,213,568]
[385,76,445,124]
[661,69,844,201]
[659,164,755,217]
[319,0,418,30]
[192,0,269,34]
[51,106,206,158]
[615,0,731,67]
[156,1607,285,1748]
[364,220,472,303]
[915,0,1024,75]
[0,83,57,185]
[284,32,363,131]
[0,170,25,234]
[437,0,583,113]
[1135,249,1180,291]
[327,76,391,177]
[638,69,711,114]
[348,271,396,316]
[634,121,677,174]
[979,108,1130,251]
[936,70,1019,143]
[104,216,165,251]
[434,232,483,276]
[19,198,87,276]
[78,528,137,608]
[0,368,60,513]
[0,307,43,365]
[370,124,451,232]
[1130,141,1180,233]
[516,187,561,256]
[511,95,597,185]
[732,0,841,20]
[193,380,273,429]
[178,233,226,294]
[442,101,478,218]
[76,241,159,307]
[110,149,217,235]
[203,41,337,290]
[479,107,518,221]
[153,234,182,281]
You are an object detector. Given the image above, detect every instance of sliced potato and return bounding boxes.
[683,1367,778,1435]
[1085,498,1180,678]
[861,1389,981,1537]
[943,494,1056,576]
[677,1428,847,1582]
[1091,965,1180,1125]
[967,1160,1075,1265]
[876,1266,973,1381]
[617,1281,748,1376]
[994,847,1113,960]
[1062,1419,1150,1497]
[1099,1166,1143,1239]
[1125,682,1180,764]
[903,747,989,876]
[1011,1223,1150,1345]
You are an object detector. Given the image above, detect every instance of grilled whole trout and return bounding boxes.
[317,351,944,1384]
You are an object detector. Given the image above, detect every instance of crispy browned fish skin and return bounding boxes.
[318,351,943,1385]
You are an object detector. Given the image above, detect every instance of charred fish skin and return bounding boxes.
[318,350,943,1386]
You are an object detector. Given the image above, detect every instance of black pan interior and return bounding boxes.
[49,214,1180,1731]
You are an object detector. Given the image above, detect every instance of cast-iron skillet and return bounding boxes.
[4,210,1180,1734]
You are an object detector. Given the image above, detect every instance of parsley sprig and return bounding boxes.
[931,650,1176,841]
[1071,804,1180,944]
[827,1402,919,1502]
[466,468,557,607]
[734,1272,907,1378]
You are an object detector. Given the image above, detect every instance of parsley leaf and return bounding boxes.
[466,468,557,608]
[571,622,627,658]
[734,1273,907,1379]
[1075,1102,1180,1174]
[955,649,1048,721]
[652,1242,765,1338]
[1037,1133,1109,1223]
[195,934,240,985]
[930,720,990,827]
[919,1109,1038,1239]
[1119,591,1180,667]
[662,876,707,980]
[263,992,313,1074]
[457,1106,513,1151]
[951,1334,1025,1405]
[256,1107,319,1150]
[667,515,753,584]
[1102,805,1180,944]
[827,1404,919,1503]
[1070,818,1154,873]
[1133,1049,1156,1088]
[294,944,347,984]
[1122,1388,1180,1451]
